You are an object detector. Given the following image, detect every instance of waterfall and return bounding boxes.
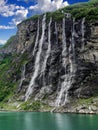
[81,18,85,50]
[40,18,52,87]
[71,18,75,60]
[62,19,76,105]
[55,18,76,107]
[32,18,39,56]
[18,64,26,92]
[25,14,46,101]
[55,22,58,44]
[41,18,52,74]
[70,18,76,73]
[55,17,69,106]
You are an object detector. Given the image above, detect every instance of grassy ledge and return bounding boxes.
[21,0,98,23]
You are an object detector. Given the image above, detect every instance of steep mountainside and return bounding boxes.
[0,0,98,113]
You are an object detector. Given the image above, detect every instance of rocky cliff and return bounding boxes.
[0,1,98,113]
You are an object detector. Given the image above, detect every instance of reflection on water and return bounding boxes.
[0,112,98,130]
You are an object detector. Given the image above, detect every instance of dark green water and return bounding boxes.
[0,112,98,130]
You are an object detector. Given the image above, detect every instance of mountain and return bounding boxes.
[0,0,98,113]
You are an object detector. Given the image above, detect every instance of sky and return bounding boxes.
[0,0,89,45]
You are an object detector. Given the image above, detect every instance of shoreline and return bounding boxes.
[0,97,98,114]
[0,108,98,115]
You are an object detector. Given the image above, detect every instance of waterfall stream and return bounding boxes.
[55,22,58,44]
[81,18,85,50]
[56,18,76,107]
[41,18,52,74]
[32,18,40,56]
[55,18,69,106]
[18,64,26,92]
[41,18,52,87]
[25,14,46,101]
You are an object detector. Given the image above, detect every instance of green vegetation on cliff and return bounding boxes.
[49,0,98,21]
[0,52,28,102]
[23,0,98,22]
[0,55,15,101]
[3,35,15,48]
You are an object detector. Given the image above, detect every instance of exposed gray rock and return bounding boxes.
[0,14,98,109]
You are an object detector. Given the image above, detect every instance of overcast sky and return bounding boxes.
[0,0,89,45]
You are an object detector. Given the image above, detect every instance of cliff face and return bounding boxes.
[0,11,98,111]
[6,14,97,107]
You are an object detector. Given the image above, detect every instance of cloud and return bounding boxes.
[0,0,69,30]
[0,1,16,17]
[0,0,28,25]
[10,9,28,25]
[29,0,69,14]
[0,25,15,29]
[0,6,15,17]
[0,0,8,5]
[0,39,7,45]
[17,0,37,3]
[0,1,28,17]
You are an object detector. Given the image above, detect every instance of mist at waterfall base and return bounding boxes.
[0,112,98,130]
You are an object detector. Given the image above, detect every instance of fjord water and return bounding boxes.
[0,112,98,130]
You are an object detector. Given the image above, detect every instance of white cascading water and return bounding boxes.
[41,18,52,74]
[70,18,76,74]
[55,17,68,106]
[81,18,85,50]
[41,18,52,87]
[25,14,46,101]
[19,64,26,91]
[55,22,58,44]
[72,18,76,60]
[56,18,76,107]
[32,18,39,56]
